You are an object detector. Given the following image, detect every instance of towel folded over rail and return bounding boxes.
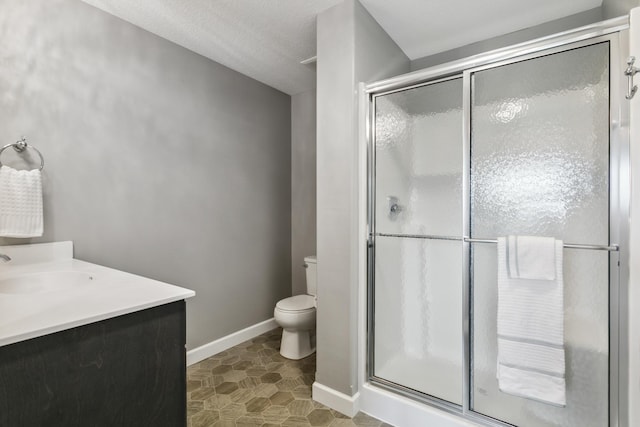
[507,235,556,280]
[497,236,565,407]
[0,165,43,238]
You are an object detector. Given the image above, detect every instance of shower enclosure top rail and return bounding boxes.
[363,16,628,96]
[374,233,619,251]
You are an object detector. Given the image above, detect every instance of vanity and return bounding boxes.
[0,242,195,426]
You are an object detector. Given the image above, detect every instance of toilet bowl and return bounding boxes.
[274,255,316,360]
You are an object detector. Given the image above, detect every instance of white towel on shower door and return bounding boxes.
[507,235,556,280]
[496,236,566,407]
[0,165,43,237]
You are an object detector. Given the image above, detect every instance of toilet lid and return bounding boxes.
[276,295,315,312]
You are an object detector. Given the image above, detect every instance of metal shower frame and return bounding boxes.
[363,16,630,427]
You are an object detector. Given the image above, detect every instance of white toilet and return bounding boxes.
[274,255,317,360]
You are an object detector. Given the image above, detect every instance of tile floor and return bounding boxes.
[187,328,390,427]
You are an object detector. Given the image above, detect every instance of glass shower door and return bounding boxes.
[469,42,611,426]
[371,78,464,405]
[367,32,623,426]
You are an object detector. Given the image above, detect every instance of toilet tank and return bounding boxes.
[304,255,317,296]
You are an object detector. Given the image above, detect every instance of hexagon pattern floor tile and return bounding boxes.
[187,328,392,427]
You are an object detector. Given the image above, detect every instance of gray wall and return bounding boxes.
[411,8,604,71]
[316,0,409,397]
[411,2,640,72]
[291,89,317,296]
[603,0,640,18]
[0,0,291,350]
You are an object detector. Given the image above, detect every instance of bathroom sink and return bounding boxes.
[0,271,96,294]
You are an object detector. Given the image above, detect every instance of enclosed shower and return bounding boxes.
[364,19,629,427]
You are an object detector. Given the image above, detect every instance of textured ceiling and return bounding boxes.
[359,0,603,59]
[81,0,603,95]
[81,0,343,95]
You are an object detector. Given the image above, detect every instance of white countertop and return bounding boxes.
[0,241,195,347]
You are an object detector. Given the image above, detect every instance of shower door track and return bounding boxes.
[364,15,630,427]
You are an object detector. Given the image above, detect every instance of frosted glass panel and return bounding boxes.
[374,236,462,404]
[375,79,463,236]
[472,245,608,426]
[471,43,609,244]
[470,42,610,426]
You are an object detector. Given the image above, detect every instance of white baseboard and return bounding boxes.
[312,382,360,417]
[187,318,278,366]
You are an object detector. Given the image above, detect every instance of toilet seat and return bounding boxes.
[276,295,315,312]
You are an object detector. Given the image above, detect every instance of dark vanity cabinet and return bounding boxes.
[0,301,186,427]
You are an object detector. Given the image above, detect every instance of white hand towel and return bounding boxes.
[0,166,43,238]
[497,236,565,407]
[507,235,556,280]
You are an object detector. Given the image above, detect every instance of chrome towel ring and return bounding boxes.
[0,137,44,171]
